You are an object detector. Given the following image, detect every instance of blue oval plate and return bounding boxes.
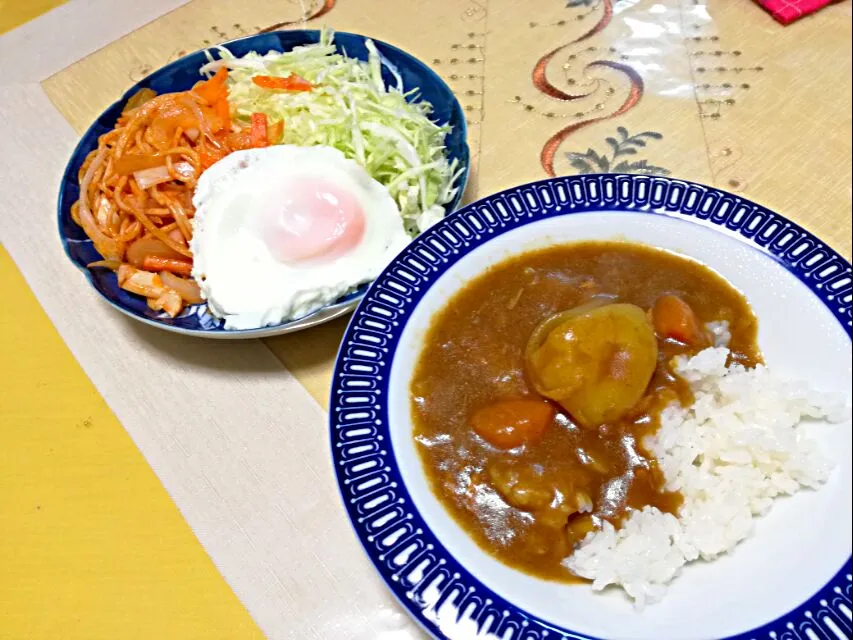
[330,175,852,640]
[58,30,469,338]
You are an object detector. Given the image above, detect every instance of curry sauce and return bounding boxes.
[410,241,761,582]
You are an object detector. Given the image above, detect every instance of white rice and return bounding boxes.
[564,347,851,609]
[705,320,732,348]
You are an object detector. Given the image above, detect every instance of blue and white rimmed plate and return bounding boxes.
[329,175,852,640]
[57,30,469,338]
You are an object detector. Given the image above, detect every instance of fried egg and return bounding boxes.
[190,145,411,330]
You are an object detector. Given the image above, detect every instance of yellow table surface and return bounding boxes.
[1,0,850,638]
[0,0,66,36]
[0,242,263,638]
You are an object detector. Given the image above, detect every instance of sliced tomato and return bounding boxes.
[213,97,230,124]
[267,118,284,145]
[250,113,269,148]
[251,74,313,92]
[192,66,229,105]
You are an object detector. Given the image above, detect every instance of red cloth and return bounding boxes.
[754,0,834,24]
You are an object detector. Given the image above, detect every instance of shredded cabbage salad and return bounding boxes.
[201,30,464,235]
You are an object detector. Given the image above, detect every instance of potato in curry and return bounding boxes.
[410,241,760,582]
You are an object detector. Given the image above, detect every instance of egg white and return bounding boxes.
[190,145,411,330]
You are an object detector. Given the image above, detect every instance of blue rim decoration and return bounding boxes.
[57,30,469,338]
[329,175,852,640]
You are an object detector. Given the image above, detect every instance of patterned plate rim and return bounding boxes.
[56,29,470,339]
[329,174,852,640]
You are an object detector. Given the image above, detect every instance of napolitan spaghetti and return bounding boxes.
[71,67,284,317]
[70,31,464,325]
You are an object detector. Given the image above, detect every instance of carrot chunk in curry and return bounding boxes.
[471,398,554,449]
[410,241,761,582]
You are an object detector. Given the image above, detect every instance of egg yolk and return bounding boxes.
[260,178,366,265]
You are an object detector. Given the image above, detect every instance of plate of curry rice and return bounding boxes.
[329,175,852,640]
